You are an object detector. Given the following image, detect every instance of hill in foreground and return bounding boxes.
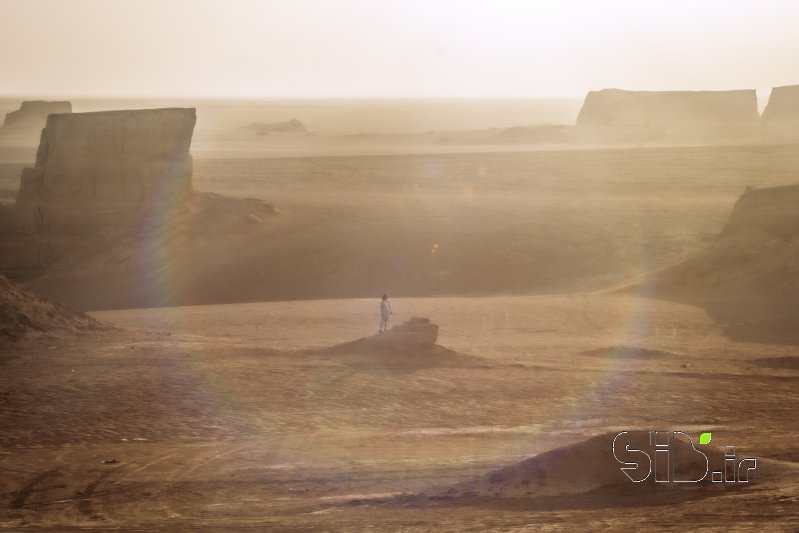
[648,183,799,342]
[380,431,784,510]
[317,317,482,370]
[0,274,106,342]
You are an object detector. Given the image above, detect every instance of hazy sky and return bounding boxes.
[1,0,798,99]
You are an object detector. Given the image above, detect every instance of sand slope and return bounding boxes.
[0,274,105,342]
[441,432,768,497]
[1,294,797,530]
[11,143,799,310]
[649,183,799,342]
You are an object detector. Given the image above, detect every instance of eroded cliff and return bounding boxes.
[761,85,799,140]
[576,89,758,142]
[2,101,72,131]
[650,184,799,341]
[8,107,196,235]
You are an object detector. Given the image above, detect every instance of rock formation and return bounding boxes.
[247,119,308,136]
[576,89,759,142]
[7,107,196,235]
[378,316,440,349]
[761,85,799,122]
[2,100,72,132]
[650,184,799,342]
[326,317,441,355]
[0,107,197,279]
[761,85,799,140]
[719,184,799,240]
[668,184,799,292]
[317,317,480,370]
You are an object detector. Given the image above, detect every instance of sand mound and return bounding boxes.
[321,318,478,369]
[327,317,439,354]
[0,274,105,341]
[379,432,778,509]
[449,433,723,498]
[582,345,680,359]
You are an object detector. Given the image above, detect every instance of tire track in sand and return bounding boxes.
[78,468,120,518]
[153,441,258,520]
[9,469,59,509]
[94,452,179,522]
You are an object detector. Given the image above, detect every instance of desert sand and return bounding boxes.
[3,142,799,310]
[1,290,798,530]
[1,98,799,530]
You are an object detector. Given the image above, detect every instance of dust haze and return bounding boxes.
[2,1,799,531]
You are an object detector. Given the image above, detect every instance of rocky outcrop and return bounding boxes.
[576,89,759,141]
[2,100,72,132]
[317,317,478,370]
[762,85,799,122]
[656,183,799,292]
[650,184,799,342]
[719,184,799,241]
[380,317,440,348]
[0,107,197,280]
[761,85,799,140]
[326,317,440,355]
[578,89,759,126]
[7,107,196,235]
[247,119,308,136]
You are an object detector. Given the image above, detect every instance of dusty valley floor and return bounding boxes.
[2,142,799,530]
[1,295,798,530]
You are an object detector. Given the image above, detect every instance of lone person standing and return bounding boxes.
[379,294,393,333]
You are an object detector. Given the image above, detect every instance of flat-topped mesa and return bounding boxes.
[9,107,196,235]
[761,85,799,140]
[576,89,759,140]
[762,85,799,122]
[2,100,72,130]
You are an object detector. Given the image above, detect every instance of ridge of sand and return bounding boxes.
[0,274,107,342]
[648,183,799,342]
[379,431,790,510]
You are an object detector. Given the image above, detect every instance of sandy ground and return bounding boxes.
[1,294,798,530]
[4,143,799,311]
[2,134,799,530]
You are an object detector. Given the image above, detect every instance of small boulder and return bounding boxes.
[384,317,439,348]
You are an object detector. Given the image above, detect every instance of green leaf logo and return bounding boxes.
[699,432,712,445]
